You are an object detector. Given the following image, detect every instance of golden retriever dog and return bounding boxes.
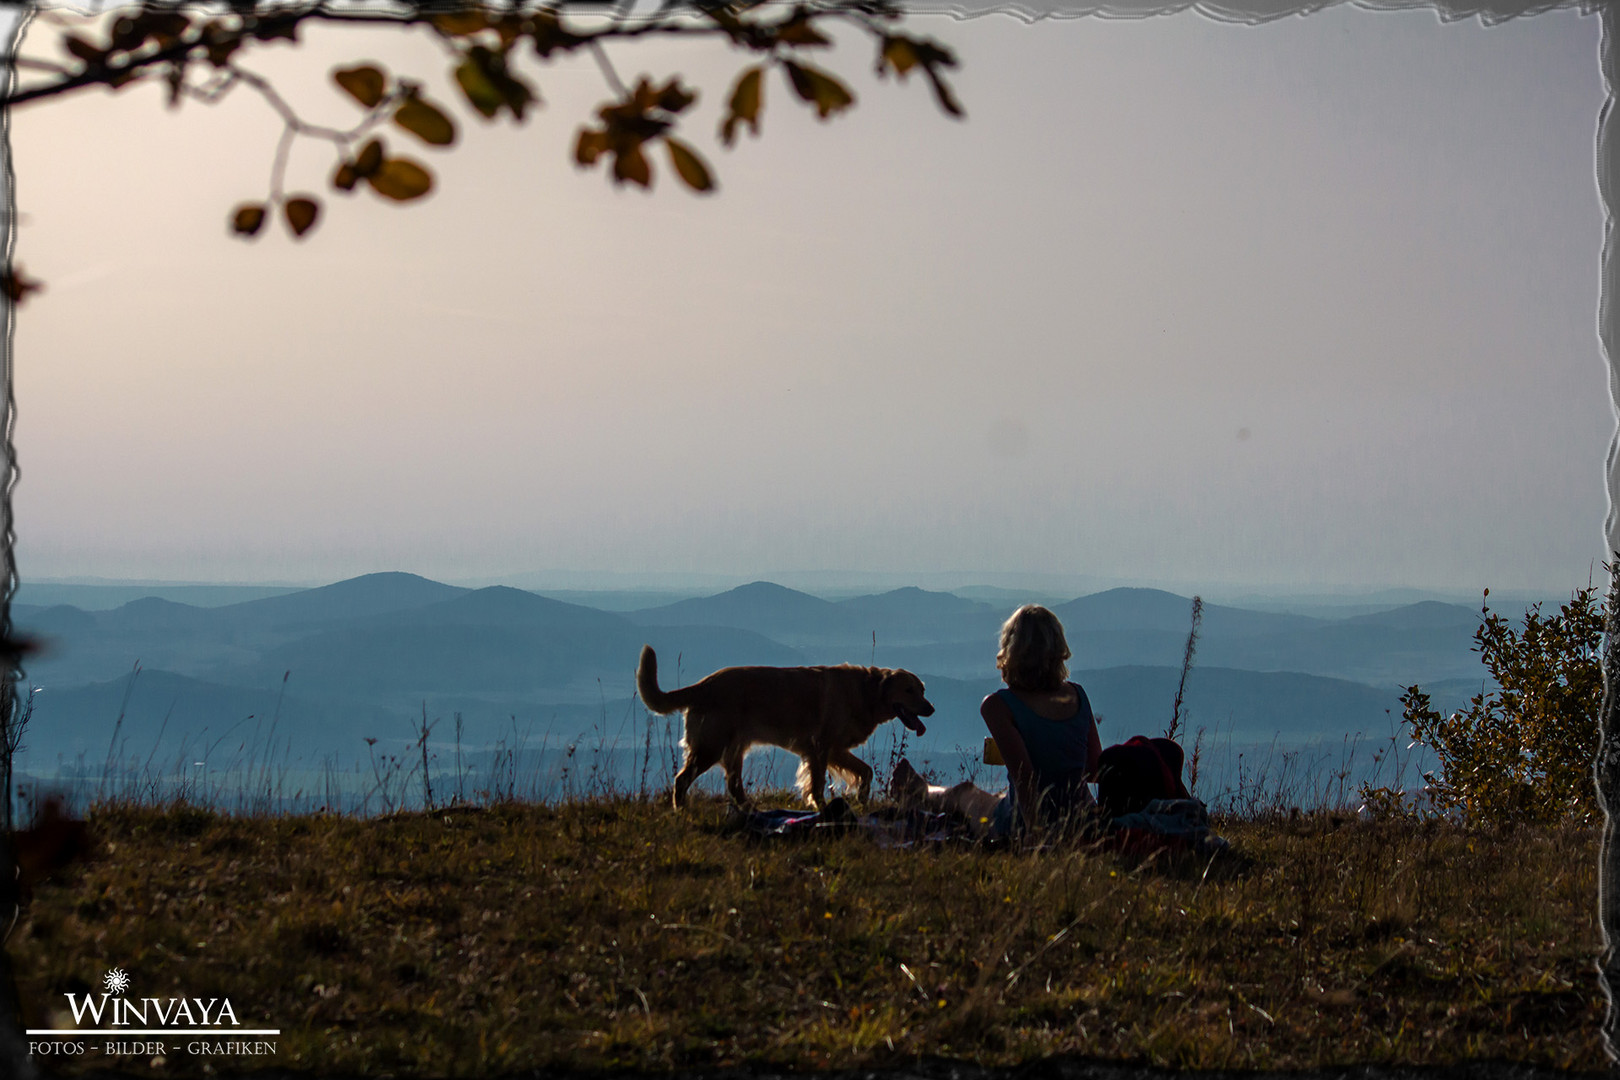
[636,645,934,810]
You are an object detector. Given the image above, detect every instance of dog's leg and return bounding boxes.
[803,749,829,811]
[672,725,724,810]
[794,758,813,807]
[721,744,751,808]
[829,747,873,803]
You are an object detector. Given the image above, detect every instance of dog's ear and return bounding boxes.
[877,670,900,702]
[880,671,926,706]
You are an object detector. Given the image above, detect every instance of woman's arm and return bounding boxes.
[981,694,1042,831]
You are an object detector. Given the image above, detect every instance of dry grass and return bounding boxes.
[11,796,1606,1076]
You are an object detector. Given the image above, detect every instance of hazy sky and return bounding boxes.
[8,4,1610,594]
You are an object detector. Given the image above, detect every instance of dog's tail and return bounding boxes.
[636,645,688,715]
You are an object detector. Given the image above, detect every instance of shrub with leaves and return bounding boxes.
[1396,582,1606,826]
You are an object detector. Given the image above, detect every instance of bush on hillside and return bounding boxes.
[1396,581,1605,826]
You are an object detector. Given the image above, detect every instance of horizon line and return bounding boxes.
[13,572,1576,601]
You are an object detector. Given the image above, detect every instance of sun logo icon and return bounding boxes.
[102,968,130,996]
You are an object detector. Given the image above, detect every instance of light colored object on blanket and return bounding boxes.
[1109,797,1209,831]
[1108,798,1228,854]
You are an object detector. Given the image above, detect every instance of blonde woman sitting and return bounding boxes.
[889,604,1102,838]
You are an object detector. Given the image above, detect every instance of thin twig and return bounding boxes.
[1168,595,1203,742]
[588,39,627,98]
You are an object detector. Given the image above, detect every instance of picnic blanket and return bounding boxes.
[735,794,1229,857]
[736,798,967,848]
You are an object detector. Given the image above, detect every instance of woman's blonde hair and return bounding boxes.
[995,604,1071,691]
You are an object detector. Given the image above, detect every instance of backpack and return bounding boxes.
[1096,736,1191,819]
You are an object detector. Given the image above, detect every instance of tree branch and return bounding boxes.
[0,2,912,109]
[588,39,627,98]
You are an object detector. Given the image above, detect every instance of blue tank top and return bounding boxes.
[996,683,1096,821]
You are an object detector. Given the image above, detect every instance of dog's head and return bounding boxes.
[879,670,934,737]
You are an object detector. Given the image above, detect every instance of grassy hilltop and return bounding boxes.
[12,796,1603,1076]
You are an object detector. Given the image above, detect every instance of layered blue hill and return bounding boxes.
[10,572,1505,777]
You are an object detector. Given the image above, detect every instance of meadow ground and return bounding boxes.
[10,795,1605,1076]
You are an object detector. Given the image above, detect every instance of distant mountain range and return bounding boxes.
[10,572,1499,777]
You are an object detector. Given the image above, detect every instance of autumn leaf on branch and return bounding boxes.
[394,91,458,146]
[334,64,388,108]
[775,9,833,48]
[720,66,763,146]
[576,76,712,193]
[230,203,267,238]
[430,8,491,38]
[878,33,964,118]
[283,196,321,238]
[328,135,434,201]
[199,20,243,68]
[529,10,588,59]
[332,137,387,193]
[108,10,191,52]
[367,158,434,201]
[666,137,715,192]
[454,44,536,121]
[782,59,853,120]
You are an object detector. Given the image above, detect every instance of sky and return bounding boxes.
[6,3,1611,596]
